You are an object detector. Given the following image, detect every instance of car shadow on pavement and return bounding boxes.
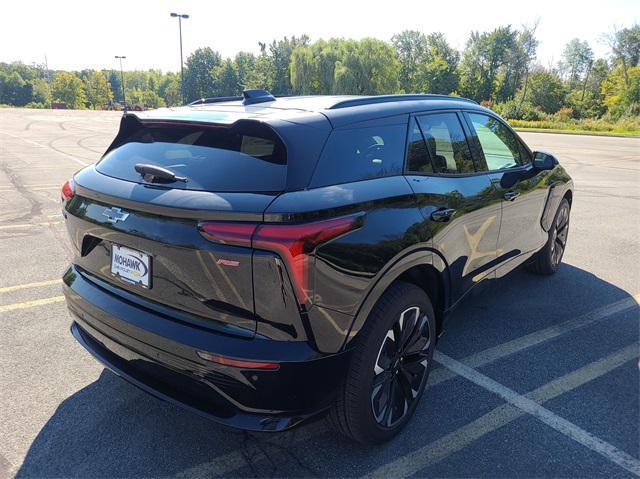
[15,263,638,478]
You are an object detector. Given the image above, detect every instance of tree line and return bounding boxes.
[1,24,638,121]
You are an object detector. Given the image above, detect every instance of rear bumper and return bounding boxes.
[63,266,351,432]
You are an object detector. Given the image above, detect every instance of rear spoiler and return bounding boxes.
[102,114,286,161]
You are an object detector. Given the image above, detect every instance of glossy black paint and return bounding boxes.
[63,94,573,432]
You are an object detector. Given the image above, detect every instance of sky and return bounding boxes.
[1,0,638,72]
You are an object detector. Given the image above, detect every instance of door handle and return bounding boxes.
[503,190,520,201]
[430,208,456,222]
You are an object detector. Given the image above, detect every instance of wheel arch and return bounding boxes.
[563,188,573,206]
[342,249,449,350]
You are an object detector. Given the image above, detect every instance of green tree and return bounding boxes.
[314,39,344,94]
[244,43,273,90]
[567,58,609,117]
[0,71,31,105]
[526,68,565,113]
[290,45,314,94]
[392,30,429,93]
[184,47,222,101]
[52,71,86,109]
[106,70,123,102]
[234,52,256,89]
[83,71,113,109]
[141,90,165,108]
[559,38,594,86]
[459,26,520,102]
[30,77,51,106]
[606,25,640,86]
[215,59,240,96]
[268,35,309,94]
[158,73,181,106]
[333,38,400,95]
[602,64,640,117]
[517,22,540,110]
[415,33,460,94]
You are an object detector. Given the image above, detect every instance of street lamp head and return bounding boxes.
[170,12,178,17]
[181,14,189,19]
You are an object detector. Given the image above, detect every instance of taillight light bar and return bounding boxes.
[198,213,363,304]
[61,178,75,204]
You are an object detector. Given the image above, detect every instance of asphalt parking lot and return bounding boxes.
[0,107,638,478]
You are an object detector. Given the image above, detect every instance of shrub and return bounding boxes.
[25,102,46,109]
[492,100,548,121]
[554,107,574,121]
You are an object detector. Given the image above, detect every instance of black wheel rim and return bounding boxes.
[371,306,432,428]
[551,204,570,267]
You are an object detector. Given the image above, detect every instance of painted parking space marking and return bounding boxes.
[368,346,640,478]
[429,292,640,386]
[174,421,328,478]
[0,279,62,293]
[0,296,65,313]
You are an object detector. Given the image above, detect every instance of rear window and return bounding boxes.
[310,124,406,187]
[97,121,287,192]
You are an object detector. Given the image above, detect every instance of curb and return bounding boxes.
[515,129,640,139]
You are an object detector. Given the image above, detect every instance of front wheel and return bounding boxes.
[527,198,571,275]
[327,282,436,444]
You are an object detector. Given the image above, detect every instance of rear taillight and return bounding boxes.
[199,222,256,247]
[198,213,362,304]
[61,178,75,204]
[253,215,361,303]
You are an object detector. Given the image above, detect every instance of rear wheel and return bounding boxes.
[328,282,436,444]
[527,198,571,275]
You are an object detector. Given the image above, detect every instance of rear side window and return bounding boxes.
[406,118,433,173]
[415,113,474,174]
[97,121,287,192]
[310,124,406,187]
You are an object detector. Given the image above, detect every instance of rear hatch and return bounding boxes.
[64,115,288,336]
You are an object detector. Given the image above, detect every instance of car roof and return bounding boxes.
[133,94,490,129]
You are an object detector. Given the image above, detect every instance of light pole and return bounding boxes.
[170,12,189,104]
[114,55,127,110]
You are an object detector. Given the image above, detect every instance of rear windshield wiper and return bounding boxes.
[134,163,187,183]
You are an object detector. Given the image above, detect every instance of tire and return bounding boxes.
[527,198,571,275]
[327,282,436,444]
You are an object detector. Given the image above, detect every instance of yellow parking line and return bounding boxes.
[0,279,62,293]
[0,220,64,230]
[0,296,65,313]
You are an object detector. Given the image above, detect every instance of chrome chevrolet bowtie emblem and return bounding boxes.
[103,207,129,224]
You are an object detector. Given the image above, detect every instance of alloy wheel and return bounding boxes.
[371,306,432,428]
[551,204,570,267]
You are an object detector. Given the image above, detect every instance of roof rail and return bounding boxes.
[328,94,478,109]
[188,96,242,106]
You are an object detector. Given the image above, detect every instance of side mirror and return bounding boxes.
[533,151,558,170]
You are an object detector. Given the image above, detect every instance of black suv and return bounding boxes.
[62,90,573,444]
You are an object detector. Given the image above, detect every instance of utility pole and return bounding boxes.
[170,12,189,104]
[115,55,127,111]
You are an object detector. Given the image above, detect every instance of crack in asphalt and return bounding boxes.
[0,160,43,224]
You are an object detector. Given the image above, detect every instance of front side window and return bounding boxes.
[467,113,523,171]
[310,124,406,187]
[415,113,474,174]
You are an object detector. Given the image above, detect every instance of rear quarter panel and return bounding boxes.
[264,176,435,352]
